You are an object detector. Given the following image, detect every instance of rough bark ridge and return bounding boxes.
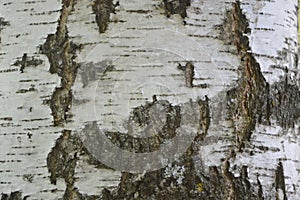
[222,1,300,199]
[222,1,270,150]
[40,0,86,199]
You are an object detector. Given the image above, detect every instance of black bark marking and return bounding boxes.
[275,161,287,200]
[163,0,191,18]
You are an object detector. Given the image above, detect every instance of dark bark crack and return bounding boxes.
[221,1,270,151]
[40,0,81,126]
[92,0,117,33]
[41,1,87,199]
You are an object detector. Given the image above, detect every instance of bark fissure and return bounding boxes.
[41,0,81,126]
[92,0,117,33]
[221,1,270,150]
[41,0,85,199]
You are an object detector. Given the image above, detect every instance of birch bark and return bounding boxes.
[0,0,299,199]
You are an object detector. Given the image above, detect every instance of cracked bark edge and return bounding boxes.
[104,99,181,153]
[107,146,261,199]
[79,94,209,165]
[101,98,259,199]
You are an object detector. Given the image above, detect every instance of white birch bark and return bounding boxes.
[0,0,299,199]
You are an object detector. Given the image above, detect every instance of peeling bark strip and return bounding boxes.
[41,0,81,126]
[92,0,116,33]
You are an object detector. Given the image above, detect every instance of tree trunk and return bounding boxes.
[0,0,299,199]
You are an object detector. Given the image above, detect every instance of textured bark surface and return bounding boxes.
[0,0,299,199]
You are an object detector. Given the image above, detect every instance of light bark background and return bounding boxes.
[0,0,299,199]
